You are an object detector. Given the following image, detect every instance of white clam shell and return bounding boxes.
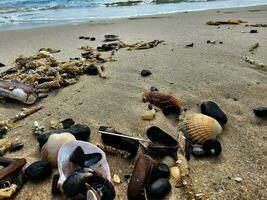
[57,140,111,191]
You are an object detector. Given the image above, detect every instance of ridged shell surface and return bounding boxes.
[181,113,222,144]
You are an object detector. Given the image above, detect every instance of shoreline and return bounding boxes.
[0,4,266,200]
[0,4,267,32]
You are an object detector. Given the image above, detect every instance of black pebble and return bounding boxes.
[203,139,222,156]
[158,163,170,178]
[60,118,75,129]
[200,101,227,125]
[79,36,85,39]
[9,143,24,152]
[147,178,171,199]
[85,65,98,75]
[207,40,211,43]
[219,41,223,44]
[25,161,52,181]
[150,86,158,91]
[0,62,5,67]
[141,69,152,77]
[253,106,267,118]
[52,174,61,195]
[250,29,258,33]
[90,37,96,41]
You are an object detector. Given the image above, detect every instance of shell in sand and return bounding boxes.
[41,133,76,167]
[180,113,222,144]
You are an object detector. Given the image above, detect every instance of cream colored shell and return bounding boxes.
[41,132,76,167]
[182,113,222,144]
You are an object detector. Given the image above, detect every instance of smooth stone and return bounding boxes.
[253,106,267,117]
[25,161,52,181]
[141,69,152,77]
[147,178,171,199]
[192,144,205,157]
[158,163,170,178]
[250,29,258,33]
[200,101,227,125]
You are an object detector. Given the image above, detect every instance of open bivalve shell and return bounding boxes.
[180,113,222,144]
[57,140,111,191]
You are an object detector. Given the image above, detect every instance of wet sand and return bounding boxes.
[0,5,266,200]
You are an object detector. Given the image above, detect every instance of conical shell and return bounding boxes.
[181,113,222,144]
[41,133,76,167]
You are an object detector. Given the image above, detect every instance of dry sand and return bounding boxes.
[0,5,266,200]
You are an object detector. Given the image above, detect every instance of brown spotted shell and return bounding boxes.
[180,113,222,144]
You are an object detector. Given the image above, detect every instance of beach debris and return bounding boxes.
[158,163,170,178]
[142,90,183,113]
[0,63,5,67]
[141,69,152,77]
[206,19,247,25]
[207,40,223,44]
[244,57,266,71]
[185,43,194,48]
[146,126,178,157]
[96,65,107,78]
[39,48,60,53]
[0,104,43,129]
[25,160,52,181]
[128,40,164,50]
[0,157,26,199]
[200,101,227,125]
[147,178,171,199]
[99,126,140,158]
[162,156,176,167]
[0,68,17,78]
[37,123,91,147]
[41,133,76,167]
[104,35,119,41]
[0,80,38,104]
[253,106,267,118]
[142,108,156,120]
[0,139,23,156]
[245,24,267,27]
[249,42,259,53]
[127,155,158,200]
[250,29,258,33]
[113,174,121,184]
[234,177,243,183]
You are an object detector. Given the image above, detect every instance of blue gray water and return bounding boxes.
[0,0,267,30]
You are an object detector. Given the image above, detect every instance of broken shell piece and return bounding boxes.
[38,50,53,58]
[142,108,156,120]
[0,184,17,199]
[113,174,121,184]
[170,166,181,182]
[57,140,111,191]
[162,156,176,167]
[180,113,222,144]
[41,133,76,167]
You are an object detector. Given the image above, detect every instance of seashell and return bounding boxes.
[37,123,91,147]
[158,163,170,178]
[200,101,227,125]
[170,166,181,182]
[127,155,158,200]
[253,106,267,117]
[147,126,178,156]
[141,69,152,77]
[177,153,189,177]
[57,140,111,191]
[203,139,222,156]
[25,161,52,181]
[180,113,222,144]
[142,90,183,111]
[142,108,156,120]
[147,178,171,199]
[41,133,76,167]
[161,156,176,167]
[113,174,121,184]
[99,126,139,158]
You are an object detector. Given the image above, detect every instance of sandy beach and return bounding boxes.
[0,5,266,200]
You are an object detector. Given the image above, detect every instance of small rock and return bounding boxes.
[250,29,258,33]
[185,43,194,48]
[90,37,96,41]
[113,174,121,184]
[234,177,242,182]
[150,86,158,91]
[141,69,152,77]
[253,106,267,117]
[0,62,5,67]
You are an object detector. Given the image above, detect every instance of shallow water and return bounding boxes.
[0,0,267,30]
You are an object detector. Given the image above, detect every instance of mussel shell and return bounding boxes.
[127,155,158,200]
[147,126,178,156]
[25,161,52,181]
[38,124,91,148]
[99,126,139,157]
[200,101,227,125]
[203,139,222,156]
[147,178,171,199]
[162,105,181,116]
[253,106,267,117]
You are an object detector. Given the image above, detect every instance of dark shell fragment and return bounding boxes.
[253,106,267,118]
[203,139,222,156]
[9,143,24,152]
[52,174,61,195]
[0,62,5,67]
[128,155,158,200]
[37,124,91,147]
[192,144,206,157]
[200,101,227,125]
[147,126,178,156]
[162,105,181,116]
[147,178,171,199]
[25,161,52,181]
[157,163,170,178]
[141,69,152,77]
[99,126,139,157]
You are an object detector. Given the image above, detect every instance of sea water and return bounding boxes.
[0,0,266,30]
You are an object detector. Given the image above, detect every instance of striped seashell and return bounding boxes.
[180,113,222,144]
[142,90,183,110]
